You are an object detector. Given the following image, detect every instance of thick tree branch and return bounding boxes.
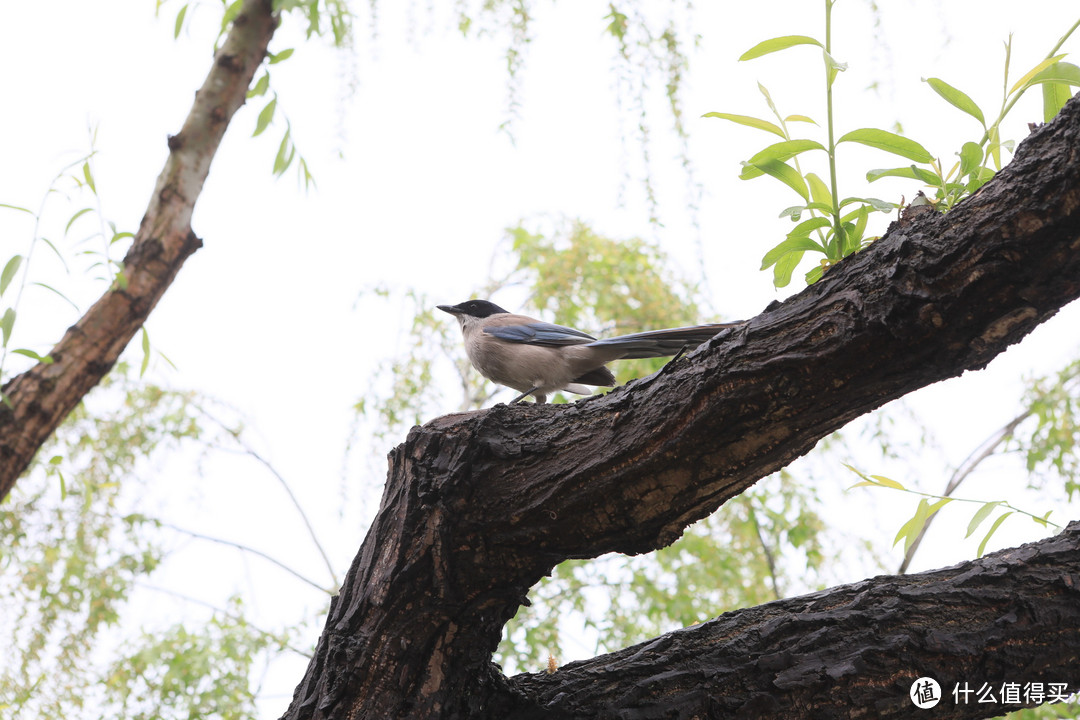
[508,522,1080,719]
[283,96,1080,719]
[0,0,277,500]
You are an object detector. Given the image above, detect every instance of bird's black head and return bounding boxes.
[437,299,510,318]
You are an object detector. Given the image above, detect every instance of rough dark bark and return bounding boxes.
[506,522,1080,719]
[283,95,1080,719]
[0,0,277,501]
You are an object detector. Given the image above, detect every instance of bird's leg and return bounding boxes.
[509,387,541,404]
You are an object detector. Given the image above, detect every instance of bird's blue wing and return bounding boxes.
[483,322,596,346]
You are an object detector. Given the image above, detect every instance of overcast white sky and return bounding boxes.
[2,0,1079,714]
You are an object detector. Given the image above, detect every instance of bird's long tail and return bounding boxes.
[584,322,743,359]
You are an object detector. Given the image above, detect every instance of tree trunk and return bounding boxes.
[0,0,277,501]
[282,95,1080,719]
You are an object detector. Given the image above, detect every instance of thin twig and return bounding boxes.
[160,521,333,594]
[898,410,1031,574]
[747,504,782,600]
[894,410,1028,574]
[194,405,340,588]
[899,365,1080,572]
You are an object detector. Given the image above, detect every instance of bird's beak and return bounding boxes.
[437,304,460,315]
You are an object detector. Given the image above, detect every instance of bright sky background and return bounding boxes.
[2,0,1079,715]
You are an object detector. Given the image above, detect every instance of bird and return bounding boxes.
[438,299,742,404]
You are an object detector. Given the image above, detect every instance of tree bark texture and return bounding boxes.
[507,522,1080,719]
[283,95,1080,719]
[0,0,277,500]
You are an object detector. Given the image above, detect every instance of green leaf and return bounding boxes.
[273,130,295,175]
[221,0,244,33]
[824,52,847,87]
[1028,61,1080,88]
[760,232,826,270]
[958,142,983,177]
[112,267,128,291]
[703,112,785,139]
[753,139,825,165]
[248,72,270,99]
[843,463,873,484]
[174,3,188,38]
[110,231,135,246]
[977,511,1013,557]
[298,157,316,191]
[788,216,832,239]
[1,390,11,410]
[762,227,828,288]
[31,282,79,311]
[740,140,826,179]
[891,497,951,552]
[11,348,53,364]
[0,307,14,346]
[987,125,1003,171]
[780,205,805,221]
[140,326,151,378]
[866,166,940,185]
[965,501,1002,538]
[1,255,22,296]
[82,161,96,193]
[805,173,833,209]
[838,128,933,163]
[1033,510,1053,528]
[0,202,33,215]
[894,498,931,552]
[158,348,179,372]
[1008,54,1068,96]
[785,114,817,125]
[923,77,985,127]
[843,464,911,489]
[926,497,953,518]
[839,196,897,213]
[966,166,996,194]
[1042,81,1074,123]
[870,474,905,491]
[739,35,822,61]
[64,207,94,236]
[39,238,66,268]
[772,248,805,288]
[746,158,809,201]
[846,205,870,255]
[1027,60,1080,121]
[892,516,917,549]
[253,97,277,137]
[779,202,833,220]
[269,48,294,64]
[757,82,780,118]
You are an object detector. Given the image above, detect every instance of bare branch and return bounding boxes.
[900,368,1080,573]
[160,522,333,594]
[898,409,1030,573]
[195,406,341,588]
